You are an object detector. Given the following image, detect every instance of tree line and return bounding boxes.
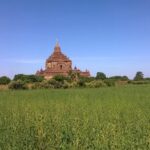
[0,71,149,90]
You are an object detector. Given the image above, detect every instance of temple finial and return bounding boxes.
[55,38,59,47]
[54,39,61,52]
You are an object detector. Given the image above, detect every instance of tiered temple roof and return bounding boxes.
[36,42,90,79]
[46,42,71,63]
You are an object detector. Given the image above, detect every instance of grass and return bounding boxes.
[0,85,150,149]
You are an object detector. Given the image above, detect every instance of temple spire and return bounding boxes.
[54,39,61,53]
[55,39,59,47]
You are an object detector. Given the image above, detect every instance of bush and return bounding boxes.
[86,80,106,88]
[116,80,128,86]
[144,78,150,81]
[31,79,65,89]
[13,74,44,83]
[77,79,86,87]
[128,80,150,85]
[8,81,28,90]
[96,72,106,80]
[27,75,44,83]
[31,81,52,89]
[62,80,70,89]
[53,75,67,83]
[109,76,129,81]
[79,77,95,83]
[104,79,116,87]
[0,76,11,85]
[48,79,63,89]
[68,71,80,82]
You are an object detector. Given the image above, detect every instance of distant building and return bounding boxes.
[36,42,90,79]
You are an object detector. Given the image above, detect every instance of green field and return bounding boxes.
[0,85,150,149]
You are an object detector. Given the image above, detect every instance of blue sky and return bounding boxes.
[0,0,150,79]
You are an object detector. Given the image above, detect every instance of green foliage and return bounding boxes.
[96,72,106,80]
[0,86,150,149]
[31,81,52,89]
[32,79,67,89]
[9,72,149,90]
[29,75,44,82]
[68,71,80,82]
[86,80,106,88]
[77,79,86,87]
[13,74,44,83]
[128,80,150,85]
[79,76,95,83]
[8,80,28,90]
[48,79,64,88]
[109,76,129,81]
[104,79,116,87]
[53,75,67,83]
[13,74,26,81]
[0,76,11,85]
[144,77,150,80]
[134,71,144,81]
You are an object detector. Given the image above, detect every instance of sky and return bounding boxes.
[0,0,150,79]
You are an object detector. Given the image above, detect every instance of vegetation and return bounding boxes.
[109,75,129,81]
[134,71,144,81]
[104,79,116,87]
[13,74,44,83]
[0,76,11,85]
[86,80,106,88]
[0,71,150,90]
[0,85,150,149]
[96,72,106,80]
[8,80,28,90]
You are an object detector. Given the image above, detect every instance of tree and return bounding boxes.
[8,80,28,90]
[0,76,11,85]
[109,76,129,81]
[134,71,144,81]
[13,74,26,81]
[96,72,106,80]
[53,75,67,83]
[27,75,44,83]
[68,71,80,82]
[13,74,44,83]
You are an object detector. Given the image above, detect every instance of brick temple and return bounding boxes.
[36,42,90,79]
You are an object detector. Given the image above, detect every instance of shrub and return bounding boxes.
[0,76,11,85]
[144,78,150,81]
[116,80,128,86]
[104,79,116,87]
[48,79,64,88]
[68,71,80,82]
[31,81,52,89]
[13,74,26,81]
[86,80,106,88]
[0,85,8,90]
[96,72,106,80]
[79,77,95,83]
[66,81,78,88]
[8,81,28,90]
[128,80,150,85]
[27,75,44,83]
[76,78,87,87]
[13,74,44,83]
[62,80,70,89]
[77,80,86,87]
[31,79,71,89]
[53,75,67,83]
[109,76,129,81]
